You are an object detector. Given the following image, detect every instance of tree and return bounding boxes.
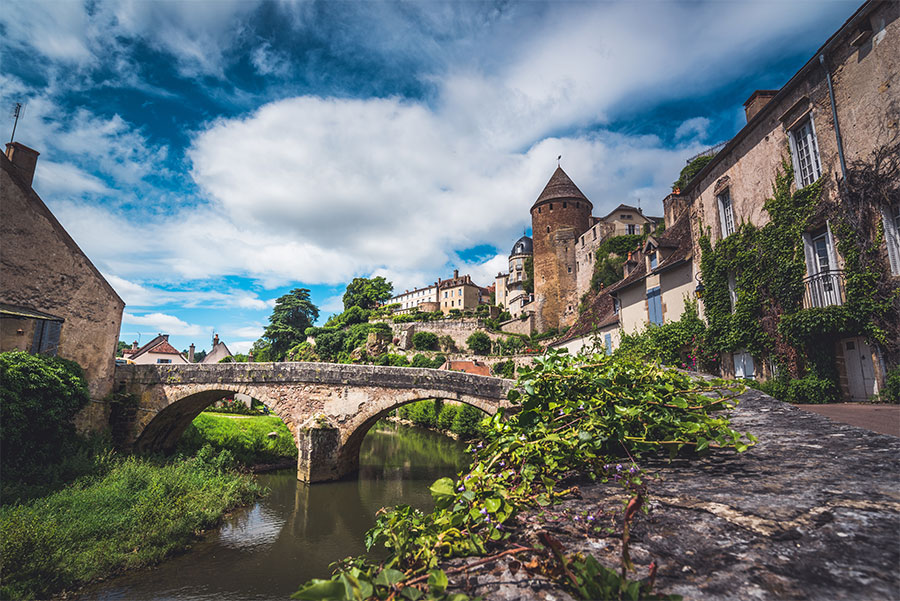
[467,331,492,355]
[673,154,714,192]
[523,257,534,294]
[412,331,438,351]
[261,288,319,361]
[343,277,393,310]
[116,341,128,357]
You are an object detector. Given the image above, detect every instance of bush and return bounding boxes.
[881,367,900,403]
[177,413,297,465]
[0,351,90,488]
[451,404,486,439]
[784,373,840,404]
[399,400,439,428]
[438,335,457,352]
[492,359,516,379]
[467,331,492,355]
[374,353,410,367]
[616,300,712,370]
[673,154,714,192]
[437,404,459,430]
[412,331,439,351]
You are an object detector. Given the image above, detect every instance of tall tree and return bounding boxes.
[342,276,393,310]
[262,288,319,361]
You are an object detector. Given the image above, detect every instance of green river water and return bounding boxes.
[77,423,471,601]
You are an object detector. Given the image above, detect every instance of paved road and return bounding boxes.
[794,403,900,437]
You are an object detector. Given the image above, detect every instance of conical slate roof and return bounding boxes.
[533,167,591,208]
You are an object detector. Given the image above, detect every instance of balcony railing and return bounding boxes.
[802,269,846,308]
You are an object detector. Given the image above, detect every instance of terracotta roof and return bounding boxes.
[533,167,592,209]
[130,334,185,360]
[446,360,491,377]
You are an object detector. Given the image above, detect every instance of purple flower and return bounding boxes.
[480,508,488,515]
[477,442,483,449]
[465,474,471,481]
[499,461,506,467]
[485,516,491,523]
[457,485,465,492]
[616,464,623,472]
[573,516,580,521]
[629,466,637,474]
[496,524,503,530]
[558,409,564,416]
[587,516,595,522]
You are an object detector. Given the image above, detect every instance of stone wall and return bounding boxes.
[0,148,124,410]
[500,314,534,336]
[386,318,489,351]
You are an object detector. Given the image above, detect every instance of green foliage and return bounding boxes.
[0,447,263,601]
[466,331,492,355]
[522,256,534,294]
[344,277,394,311]
[374,353,411,367]
[398,401,486,440]
[493,336,526,356]
[296,351,748,600]
[880,367,900,403]
[203,397,259,415]
[325,305,371,328]
[617,300,715,371]
[177,412,297,465]
[491,359,516,379]
[413,332,439,351]
[673,154,714,192]
[590,254,626,292]
[0,351,90,489]
[398,400,440,429]
[260,288,320,361]
[411,354,446,369]
[597,234,645,258]
[449,404,484,439]
[116,340,128,357]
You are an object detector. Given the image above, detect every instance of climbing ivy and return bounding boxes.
[699,142,900,399]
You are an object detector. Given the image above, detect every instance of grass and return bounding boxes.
[0,446,264,600]
[176,412,298,466]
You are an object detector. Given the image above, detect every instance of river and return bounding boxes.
[77,422,471,601]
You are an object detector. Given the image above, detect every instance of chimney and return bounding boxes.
[213,334,219,346]
[188,343,195,363]
[248,350,254,362]
[5,142,40,187]
[132,341,138,350]
[453,269,459,279]
[743,90,779,123]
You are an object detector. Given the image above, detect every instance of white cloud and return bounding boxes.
[122,312,209,336]
[674,117,711,142]
[33,161,114,197]
[229,340,257,354]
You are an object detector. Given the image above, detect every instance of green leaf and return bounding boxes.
[292,578,347,600]
[484,498,501,513]
[427,569,449,594]
[429,477,456,501]
[696,438,709,452]
[374,569,405,587]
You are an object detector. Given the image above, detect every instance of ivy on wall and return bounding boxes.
[699,141,900,399]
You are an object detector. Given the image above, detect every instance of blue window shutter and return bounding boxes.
[604,333,612,354]
[45,321,61,356]
[30,320,45,353]
[648,287,663,325]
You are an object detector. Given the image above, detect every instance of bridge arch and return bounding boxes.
[336,394,497,479]
[117,362,515,482]
[132,385,294,455]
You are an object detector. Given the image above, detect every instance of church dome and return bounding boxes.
[510,235,533,257]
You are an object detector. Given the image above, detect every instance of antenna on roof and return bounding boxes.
[9,102,24,145]
[637,198,641,212]
[557,154,562,166]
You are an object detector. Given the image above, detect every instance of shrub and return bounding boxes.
[374,353,410,367]
[880,367,900,403]
[399,400,439,428]
[0,351,90,487]
[451,404,486,439]
[673,154,714,192]
[467,331,492,355]
[437,404,459,430]
[412,331,439,351]
[438,335,457,352]
[784,373,840,404]
[492,359,516,379]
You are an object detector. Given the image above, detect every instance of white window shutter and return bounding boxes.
[825,221,839,270]
[802,232,817,275]
[883,207,900,276]
[717,197,728,239]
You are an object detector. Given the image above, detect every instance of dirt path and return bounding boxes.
[794,403,900,437]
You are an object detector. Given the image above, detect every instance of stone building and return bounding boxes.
[124,334,189,365]
[530,167,593,331]
[200,334,232,363]
[0,142,124,406]
[438,270,488,314]
[675,0,899,398]
[387,283,439,314]
[494,235,534,318]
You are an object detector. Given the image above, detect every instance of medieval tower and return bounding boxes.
[530,167,593,332]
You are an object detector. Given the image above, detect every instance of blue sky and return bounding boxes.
[1,0,859,354]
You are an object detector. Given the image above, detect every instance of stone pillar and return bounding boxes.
[296,416,343,482]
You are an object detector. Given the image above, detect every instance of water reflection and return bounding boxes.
[78,423,470,601]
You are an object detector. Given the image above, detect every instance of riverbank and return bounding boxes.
[177,411,298,466]
[0,447,264,601]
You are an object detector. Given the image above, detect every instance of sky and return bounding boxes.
[1,0,860,355]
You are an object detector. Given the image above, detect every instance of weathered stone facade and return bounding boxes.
[530,168,593,332]
[0,144,124,412]
[117,362,514,482]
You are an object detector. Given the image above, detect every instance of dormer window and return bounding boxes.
[649,252,658,270]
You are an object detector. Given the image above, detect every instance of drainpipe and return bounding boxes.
[819,53,847,181]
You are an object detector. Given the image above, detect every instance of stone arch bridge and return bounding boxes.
[115,362,515,482]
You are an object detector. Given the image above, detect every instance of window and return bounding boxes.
[802,225,842,307]
[538,207,541,214]
[717,189,735,237]
[157,358,172,364]
[789,117,822,188]
[883,202,900,276]
[604,333,612,355]
[458,289,462,296]
[649,252,658,269]
[30,320,61,356]
[613,297,620,314]
[626,224,637,235]
[622,214,632,220]
[567,266,572,273]
[647,286,663,325]
[549,203,553,210]
[547,226,550,233]
[593,229,597,240]
[563,202,567,208]
[444,291,448,298]
[733,350,755,379]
